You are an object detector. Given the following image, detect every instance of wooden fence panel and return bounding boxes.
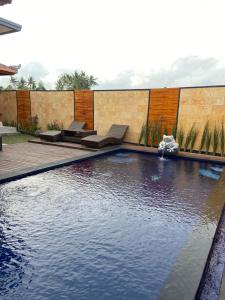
[74,90,94,130]
[17,90,31,127]
[148,88,180,134]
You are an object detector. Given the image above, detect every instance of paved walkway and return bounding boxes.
[0,142,91,176]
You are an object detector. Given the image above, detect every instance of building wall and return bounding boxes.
[178,87,225,151]
[94,90,149,143]
[30,91,74,130]
[0,91,17,124]
[74,90,94,129]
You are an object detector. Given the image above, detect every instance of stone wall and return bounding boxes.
[0,91,17,124]
[0,87,224,150]
[30,91,74,130]
[94,90,149,143]
[178,87,225,151]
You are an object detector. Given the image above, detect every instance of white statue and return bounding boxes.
[158,135,179,155]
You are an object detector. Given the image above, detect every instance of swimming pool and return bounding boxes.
[0,151,224,300]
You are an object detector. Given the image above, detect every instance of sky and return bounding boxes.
[1,0,225,89]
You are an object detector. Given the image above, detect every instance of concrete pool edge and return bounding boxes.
[122,144,225,165]
[195,204,225,300]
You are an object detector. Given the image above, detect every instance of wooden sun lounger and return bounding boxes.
[81,124,128,148]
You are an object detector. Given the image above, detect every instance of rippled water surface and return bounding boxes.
[0,152,220,300]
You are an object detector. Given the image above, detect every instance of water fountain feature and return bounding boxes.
[158,135,179,158]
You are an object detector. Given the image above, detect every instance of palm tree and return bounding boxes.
[7,75,46,90]
[17,77,27,89]
[56,70,97,90]
[27,76,36,89]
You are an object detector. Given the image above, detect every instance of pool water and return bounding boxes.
[0,152,222,300]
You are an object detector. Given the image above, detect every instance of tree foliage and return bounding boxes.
[56,71,97,90]
[2,75,46,90]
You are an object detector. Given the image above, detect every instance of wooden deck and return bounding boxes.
[0,142,91,177]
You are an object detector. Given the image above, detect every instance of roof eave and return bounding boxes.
[0,17,22,35]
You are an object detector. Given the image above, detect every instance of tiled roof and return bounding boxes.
[0,0,12,5]
[0,63,18,75]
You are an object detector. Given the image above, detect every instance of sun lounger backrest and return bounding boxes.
[69,121,85,130]
[106,124,128,140]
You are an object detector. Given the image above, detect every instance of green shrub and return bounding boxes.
[2,120,17,127]
[47,120,64,131]
[17,115,40,135]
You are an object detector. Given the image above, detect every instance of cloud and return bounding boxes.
[1,56,225,90]
[17,61,49,80]
[0,61,52,88]
[97,56,225,89]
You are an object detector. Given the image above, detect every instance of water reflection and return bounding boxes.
[0,221,27,298]
[0,151,221,300]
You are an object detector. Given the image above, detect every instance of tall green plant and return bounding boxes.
[184,124,195,152]
[212,125,219,156]
[139,124,145,145]
[172,125,177,139]
[177,127,185,149]
[190,127,199,152]
[139,122,150,146]
[157,119,163,144]
[220,121,225,156]
[164,126,169,136]
[149,121,158,147]
[199,121,209,153]
[205,129,212,155]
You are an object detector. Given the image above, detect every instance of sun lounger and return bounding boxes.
[81,124,128,148]
[39,121,86,142]
[62,129,97,143]
[61,121,97,143]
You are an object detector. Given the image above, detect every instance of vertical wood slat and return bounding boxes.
[17,90,31,127]
[148,88,180,128]
[148,88,180,145]
[74,90,94,130]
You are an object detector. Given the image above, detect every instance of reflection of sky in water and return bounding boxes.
[199,169,220,180]
[0,151,219,300]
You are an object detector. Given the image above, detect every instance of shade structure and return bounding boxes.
[0,17,22,35]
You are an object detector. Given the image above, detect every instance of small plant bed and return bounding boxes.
[3,134,36,145]
[139,119,225,158]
